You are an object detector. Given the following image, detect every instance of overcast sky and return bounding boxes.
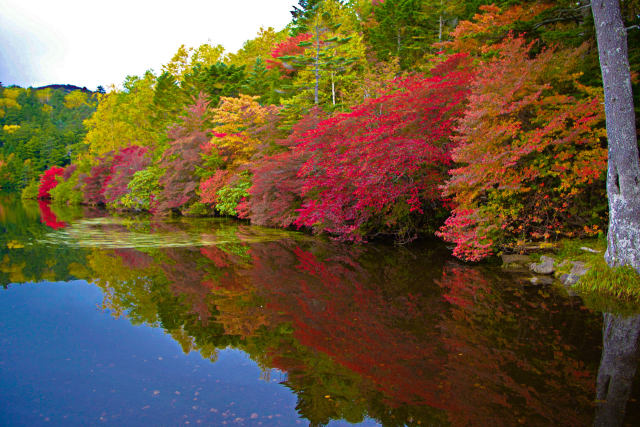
[0,0,296,90]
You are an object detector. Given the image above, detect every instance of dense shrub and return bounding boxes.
[437,36,607,261]
[293,55,474,242]
[37,166,65,199]
[103,145,151,208]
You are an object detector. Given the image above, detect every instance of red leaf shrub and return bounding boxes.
[62,164,77,181]
[292,54,474,241]
[103,145,151,206]
[239,108,326,227]
[199,169,232,205]
[437,36,607,261]
[81,154,115,205]
[155,95,211,213]
[37,166,65,199]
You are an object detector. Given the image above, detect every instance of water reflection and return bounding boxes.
[2,195,640,425]
[594,314,640,426]
[38,200,67,229]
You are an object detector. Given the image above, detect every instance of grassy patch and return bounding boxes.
[574,256,640,301]
[553,237,640,306]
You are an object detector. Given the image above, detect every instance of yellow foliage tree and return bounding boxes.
[82,72,161,159]
[208,94,280,169]
[162,42,226,80]
[64,90,88,109]
[226,26,288,69]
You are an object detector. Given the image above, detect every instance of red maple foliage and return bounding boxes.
[266,33,312,76]
[437,36,607,261]
[37,166,65,199]
[81,155,115,206]
[199,169,231,205]
[238,108,326,227]
[61,164,77,181]
[292,54,474,241]
[103,145,151,206]
[155,95,211,213]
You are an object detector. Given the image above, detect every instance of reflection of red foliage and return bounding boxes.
[37,166,65,199]
[161,247,213,325]
[247,241,598,426]
[436,262,595,426]
[95,234,601,426]
[114,248,154,270]
[249,242,449,409]
[200,247,230,269]
[38,200,67,229]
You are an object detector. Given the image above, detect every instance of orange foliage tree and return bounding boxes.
[437,35,607,261]
[199,94,281,214]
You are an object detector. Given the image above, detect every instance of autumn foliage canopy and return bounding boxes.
[293,54,474,241]
[32,3,613,262]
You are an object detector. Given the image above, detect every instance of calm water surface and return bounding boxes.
[1,195,639,426]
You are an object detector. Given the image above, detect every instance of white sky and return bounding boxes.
[0,0,296,90]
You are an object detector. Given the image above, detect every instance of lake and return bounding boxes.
[1,195,639,426]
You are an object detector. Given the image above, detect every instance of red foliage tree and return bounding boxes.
[293,54,474,241]
[238,108,326,227]
[37,166,65,199]
[80,154,115,206]
[155,95,211,213]
[266,33,313,76]
[437,36,607,261]
[61,164,77,181]
[103,145,151,206]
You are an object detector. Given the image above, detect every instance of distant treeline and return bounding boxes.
[0,84,98,191]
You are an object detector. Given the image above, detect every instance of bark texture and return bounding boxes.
[591,0,640,272]
[593,313,640,426]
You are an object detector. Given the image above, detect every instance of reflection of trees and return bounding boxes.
[436,262,599,426]
[248,243,603,426]
[0,196,87,286]
[87,246,242,357]
[594,313,640,427]
[53,217,619,427]
[37,201,67,229]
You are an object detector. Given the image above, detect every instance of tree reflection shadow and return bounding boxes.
[594,313,640,427]
[2,198,635,426]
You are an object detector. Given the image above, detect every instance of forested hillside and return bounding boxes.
[11,0,640,261]
[0,85,98,191]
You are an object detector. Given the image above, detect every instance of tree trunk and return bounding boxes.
[591,0,640,272]
[438,0,443,43]
[314,23,320,105]
[331,72,335,105]
[593,313,640,426]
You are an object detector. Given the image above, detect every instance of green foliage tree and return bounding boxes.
[0,86,96,190]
